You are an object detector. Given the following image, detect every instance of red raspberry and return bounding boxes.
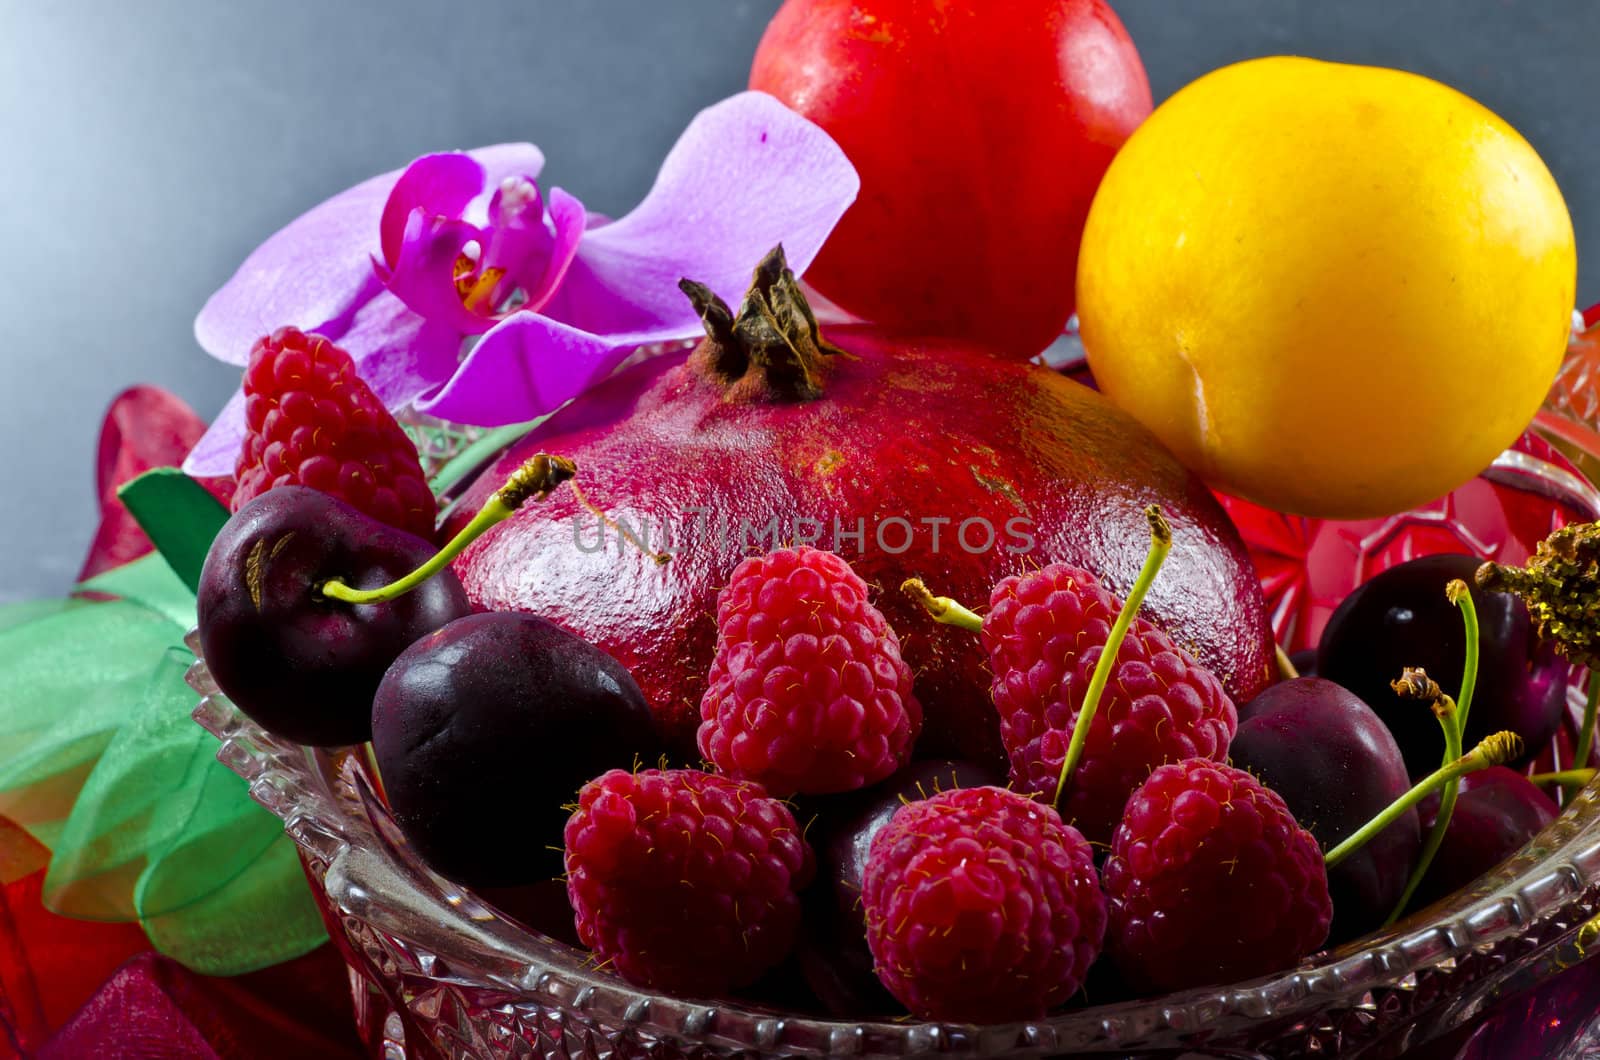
[861,786,1106,1022]
[564,768,813,994]
[1103,758,1332,993]
[698,548,921,795]
[985,564,1236,842]
[233,327,436,539]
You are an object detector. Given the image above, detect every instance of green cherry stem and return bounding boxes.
[1275,644,1300,680]
[1053,505,1173,810]
[1385,704,1465,926]
[901,578,985,633]
[320,454,576,605]
[1381,581,1485,926]
[1374,580,1482,923]
[1446,579,1480,735]
[1531,768,1598,788]
[1571,674,1600,802]
[1324,729,1524,870]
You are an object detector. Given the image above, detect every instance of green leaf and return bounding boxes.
[116,468,231,592]
[76,553,196,630]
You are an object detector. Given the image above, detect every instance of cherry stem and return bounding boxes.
[901,578,984,633]
[1532,768,1598,788]
[1381,582,1484,925]
[1053,506,1173,810]
[320,454,575,605]
[1571,674,1600,802]
[1324,729,1523,870]
[1275,644,1300,680]
[1446,579,1479,734]
[361,741,389,805]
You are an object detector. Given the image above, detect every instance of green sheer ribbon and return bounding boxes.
[0,476,326,975]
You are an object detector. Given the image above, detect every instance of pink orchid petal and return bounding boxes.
[194,169,394,366]
[181,387,250,476]
[542,91,858,336]
[458,144,546,228]
[183,290,462,476]
[520,187,588,313]
[377,211,490,336]
[194,143,543,366]
[341,291,465,408]
[483,176,552,269]
[379,152,489,269]
[479,177,556,307]
[415,314,686,427]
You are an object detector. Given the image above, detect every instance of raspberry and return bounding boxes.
[1103,758,1332,993]
[861,786,1106,1022]
[698,547,921,796]
[564,768,813,994]
[233,327,435,539]
[985,563,1236,842]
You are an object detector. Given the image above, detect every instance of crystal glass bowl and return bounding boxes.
[184,442,1600,1060]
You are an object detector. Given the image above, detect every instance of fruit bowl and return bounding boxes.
[183,441,1600,1060]
[186,668,1600,1059]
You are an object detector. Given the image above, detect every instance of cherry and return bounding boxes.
[1230,678,1420,942]
[196,454,574,747]
[197,486,470,746]
[371,611,663,888]
[1317,554,1567,779]
[1288,648,1318,678]
[1410,765,1559,910]
[796,758,1002,1016]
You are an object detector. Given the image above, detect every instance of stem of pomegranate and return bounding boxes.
[1324,730,1523,869]
[1053,506,1173,811]
[320,454,575,605]
[901,578,984,633]
[1383,583,1483,925]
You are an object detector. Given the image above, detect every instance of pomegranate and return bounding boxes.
[452,250,1274,763]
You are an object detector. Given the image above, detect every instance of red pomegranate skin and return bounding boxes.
[451,326,1275,763]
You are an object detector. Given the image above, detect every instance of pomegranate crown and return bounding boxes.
[679,245,842,403]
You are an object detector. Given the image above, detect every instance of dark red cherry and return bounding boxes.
[1412,766,1560,910]
[197,486,470,746]
[796,758,1002,1016]
[1288,648,1318,678]
[371,611,663,888]
[1231,678,1420,942]
[1317,554,1567,779]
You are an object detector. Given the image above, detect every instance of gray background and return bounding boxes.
[2,1,1595,602]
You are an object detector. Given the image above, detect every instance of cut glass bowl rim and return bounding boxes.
[184,443,1600,1057]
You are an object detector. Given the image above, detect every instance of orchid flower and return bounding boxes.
[185,92,859,475]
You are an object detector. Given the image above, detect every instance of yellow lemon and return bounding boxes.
[1077,56,1576,519]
